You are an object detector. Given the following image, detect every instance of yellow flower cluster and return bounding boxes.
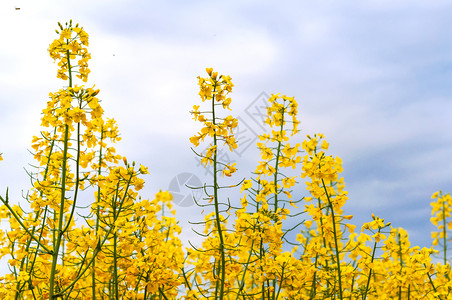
[431,191,452,265]
[49,20,90,82]
[265,93,299,135]
[253,94,302,213]
[190,68,238,176]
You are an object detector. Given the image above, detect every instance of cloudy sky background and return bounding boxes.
[1,0,452,266]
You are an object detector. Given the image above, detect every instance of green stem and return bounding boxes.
[61,100,83,234]
[397,231,404,299]
[272,111,284,212]
[234,240,255,300]
[424,263,443,300]
[442,199,447,266]
[113,231,119,300]
[92,128,104,300]
[362,228,379,300]
[49,125,69,300]
[211,82,226,300]
[181,268,200,300]
[275,264,284,300]
[321,178,343,300]
[49,47,72,299]
[158,287,169,300]
[49,123,69,299]
[112,181,119,300]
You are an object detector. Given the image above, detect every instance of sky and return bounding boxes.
[1,0,452,263]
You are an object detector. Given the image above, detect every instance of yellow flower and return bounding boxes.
[223,163,237,177]
[60,28,72,40]
[241,180,252,193]
[189,134,201,147]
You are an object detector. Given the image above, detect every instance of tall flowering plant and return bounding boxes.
[184,68,238,299]
[233,94,304,299]
[431,191,452,266]
[0,21,183,299]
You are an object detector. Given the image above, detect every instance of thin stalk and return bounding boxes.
[259,238,266,299]
[61,102,83,234]
[275,270,284,300]
[272,111,284,212]
[113,231,119,300]
[321,178,343,300]
[112,181,120,300]
[181,268,199,300]
[424,263,443,300]
[234,239,255,300]
[308,256,318,300]
[92,128,104,300]
[158,287,169,300]
[362,228,379,300]
[397,231,404,299]
[49,47,72,299]
[211,82,226,300]
[49,122,69,299]
[442,199,447,266]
